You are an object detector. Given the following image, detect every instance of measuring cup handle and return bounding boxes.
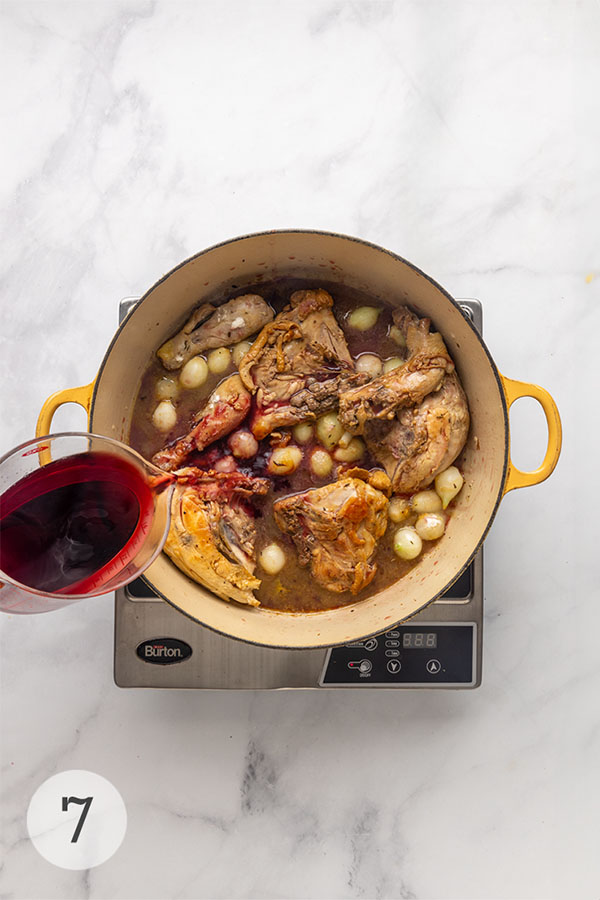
[500,374,562,494]
[36,381,96,437]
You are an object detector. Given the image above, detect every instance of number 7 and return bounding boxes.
[61,796,93,843]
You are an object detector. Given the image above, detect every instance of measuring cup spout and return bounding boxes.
[145,466,177,495]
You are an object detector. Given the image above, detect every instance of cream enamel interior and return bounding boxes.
[90,231,508,648]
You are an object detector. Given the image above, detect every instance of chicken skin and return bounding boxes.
[164,468,269,607]
[238,289,367,439]
[273,472,389,595]
[338,306,469,493]
[364,372,470,493]
[158,294,274,370]
[338,306,455,433]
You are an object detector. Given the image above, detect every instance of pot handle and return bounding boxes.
[500,374,562,494]
[36,381,96,438]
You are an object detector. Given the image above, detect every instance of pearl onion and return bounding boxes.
[316,412,344,450]
[214,455,236,473]
[348,306,380,331]
[435,466,464,509]
[207,347,231,374]
[155,375,180,401]
[393,526,423,560]
[152,400,177,433]
[355,353,383,379]
[383,357,403,373]
[179,356,208,389]
[232,340,252,367]
[267,445,303,475]
[388,497,413,524]
[389,324,406,347]
[338,431,354,449]
[333,438,365,462]
[228,430,258,459]
[293,422,313,444]
[259,543,286,575]
[415,513,446,541]
[310,449,333,478]
[411,490,443,514]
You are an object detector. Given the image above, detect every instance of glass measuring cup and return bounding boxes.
[0,433,175,614]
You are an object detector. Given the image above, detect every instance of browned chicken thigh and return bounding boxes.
[273,472,389,594]
[338,306,469,493]
[238,289,368,439]
[364,372,470,492]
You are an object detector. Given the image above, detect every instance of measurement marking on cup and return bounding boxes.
[61,796,93,843]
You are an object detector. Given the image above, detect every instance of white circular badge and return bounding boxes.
[27,770,127,869]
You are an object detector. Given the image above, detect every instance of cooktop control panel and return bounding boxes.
[319,624,476,686]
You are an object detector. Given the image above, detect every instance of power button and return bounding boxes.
[348,659,372,674]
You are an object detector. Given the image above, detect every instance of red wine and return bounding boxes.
[0,452,155,595]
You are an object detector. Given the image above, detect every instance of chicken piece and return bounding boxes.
[341,467,392,496]
[337,305,469,492]
[152,374,251,471]
[273,473,389,595]
[158,294,274,370]
[338,306,455,434]
[238,289,367,439]
[364,372,470,493]
[164,468,269,607]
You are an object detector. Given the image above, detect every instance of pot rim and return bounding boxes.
[91,229,510,648]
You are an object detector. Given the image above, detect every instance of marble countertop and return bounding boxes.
[1,2,598,898]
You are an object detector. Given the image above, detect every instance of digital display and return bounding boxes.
[402,632,437,649]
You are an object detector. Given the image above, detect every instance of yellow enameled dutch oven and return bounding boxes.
[36,231,562,648]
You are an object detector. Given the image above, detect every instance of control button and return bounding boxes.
[426,659,442,674]
[348,659,372,674]
[385,649,400,658]
[386,659,401,674]
[385,631,399,638]
[346,638,378,651]
[385,640,399,647]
